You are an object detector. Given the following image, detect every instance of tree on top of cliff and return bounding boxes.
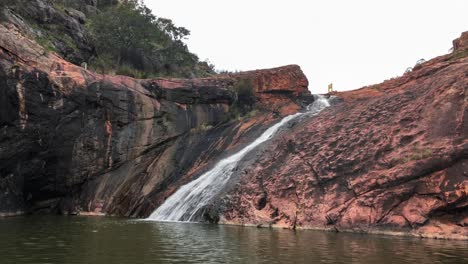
[88,1,160,64]
[97,0,120,9]
[87,0,212,78]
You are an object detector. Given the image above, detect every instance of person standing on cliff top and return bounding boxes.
[328,83,334,93]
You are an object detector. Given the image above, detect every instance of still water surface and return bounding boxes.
[0,216,466,264]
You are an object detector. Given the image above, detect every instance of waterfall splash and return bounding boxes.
[147,95,331,222]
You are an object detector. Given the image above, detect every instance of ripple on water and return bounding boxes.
[0,216,467,264]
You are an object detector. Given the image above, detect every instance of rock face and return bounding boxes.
[3,0,96,65]
[232,65,309,95]
[0,17,309,217]
[453,31,468,52]
[217,32,468,240]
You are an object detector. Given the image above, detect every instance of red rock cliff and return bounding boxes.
[453,31,468,52]
[217,32,468,240]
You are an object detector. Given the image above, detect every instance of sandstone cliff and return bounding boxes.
[217,32,468,240]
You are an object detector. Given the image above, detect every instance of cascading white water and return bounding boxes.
[147,95,331,222]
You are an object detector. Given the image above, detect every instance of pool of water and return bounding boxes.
[0,216,466,264]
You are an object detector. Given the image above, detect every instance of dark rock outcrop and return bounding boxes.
[216,32,468,240]
[0,18,309,217]
[2,0,96,65]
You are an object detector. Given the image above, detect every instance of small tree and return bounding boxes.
[234,79,255,105]
[230,79,256,117]
[88,2,163,65]
[157,18,190,41]
[97,0,120,9]
[87,1,203,77]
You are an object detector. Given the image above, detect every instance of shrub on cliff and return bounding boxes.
[87,1,212,78]
[87,2,161,65]
[97,0,119,9]
[115,64,146,79]
[229,79,256,119]
[234,79,255,106]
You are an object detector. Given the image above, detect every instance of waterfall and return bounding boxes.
[147,95,331,222]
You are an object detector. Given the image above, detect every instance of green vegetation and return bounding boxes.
[228,79,256,119]
[51,1,67,12]
[371,85,382,92]
[35,34,56,54]
[97,0,120,9]
[2,0,89,63]
[115,64,147,79]
[86,0,213,78]
[450,49,468,61]
[402,147,433,163]
[30,23,79,56]
[4,0,214,78]
[191,122,215,133]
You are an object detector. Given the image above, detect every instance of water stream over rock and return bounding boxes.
[148,95,331,222]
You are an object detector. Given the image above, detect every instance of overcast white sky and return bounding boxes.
[146,0,468,94]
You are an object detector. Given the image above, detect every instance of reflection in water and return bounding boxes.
[0,216,466,264]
